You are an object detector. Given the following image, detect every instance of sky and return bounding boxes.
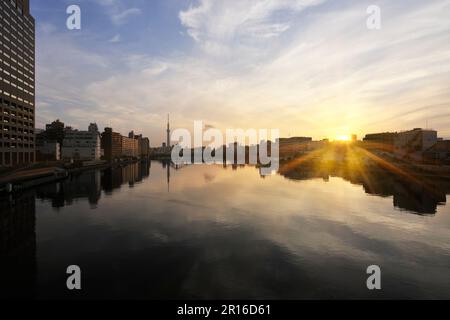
[31,0,450,144]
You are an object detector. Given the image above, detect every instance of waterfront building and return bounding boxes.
[423,140,450,164]
[121,135,139,158]
[363,132,398,145]
[279,137,313,145]
[61,127,101,161]
[36,141,60,162]
[0,0,35,167]
[278,137,313,155]
[139,136,150,157]
[131,132,150,158]
[101,128,122,161]
[45,119,65,145]
[394,128,438,161]
[394,128,437,152]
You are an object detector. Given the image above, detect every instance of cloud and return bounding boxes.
[109,34,121,43]
[36,0,450,143]
[179,0,325,45]
[111,7,142,25]
[94,0,142,25]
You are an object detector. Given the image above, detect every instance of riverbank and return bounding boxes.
[0,158,145,194]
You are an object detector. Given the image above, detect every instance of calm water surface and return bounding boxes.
[1,161,450,299]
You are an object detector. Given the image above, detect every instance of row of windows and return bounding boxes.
[1,116,34,127]
[0,14,34,54]
[0,54,34,86]
[1,72,34,96]
[2,110,33,122]
[1,124,35,134]
[0,132,34,141]
[1,77,34,97]
[0,34,35,76]
[0,66,34,91]
[0,27,34,66]
[0,87,35,106]
[0,141,35,148]
[3,2,34,35]
[0,97,34,114]
[0,151,35,166]
[1,14,35,49]
[2,0,34,38]
[7,0,25,15]
[1,109,33,121]
[1,18,35,62]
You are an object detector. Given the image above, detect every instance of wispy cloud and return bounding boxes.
[109,34,121,43]
[95,0,142,25]
[111,7,141,25]
[34,0,450,143]
[179,0,325,49]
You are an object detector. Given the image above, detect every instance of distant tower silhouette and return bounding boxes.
[166,114,171,148]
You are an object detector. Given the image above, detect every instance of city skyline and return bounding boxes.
[32,0,450,144]
[2,1,450,303]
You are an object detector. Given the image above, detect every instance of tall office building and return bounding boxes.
[0,0,35,166]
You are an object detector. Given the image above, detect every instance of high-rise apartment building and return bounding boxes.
[0,0,35,166]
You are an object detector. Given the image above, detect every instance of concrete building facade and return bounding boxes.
[122,136,139,158]
[394,128,438,161]
[101,128,123,161]
[423,140,450,164]
[0,0,35,167]
[394,128,438,152]
[62,129,101,161]
[102,128,150,161]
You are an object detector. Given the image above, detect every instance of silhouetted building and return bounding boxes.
[279,137,312,145]
[36,141,60,161]
[363,132,398,145]
[423,140,450,164]
[133,134,150,158]
[0,0,35,166]
[278,137,313,156]
[140,137,150,157]
[45,119,65,147]
[88,123,99,133]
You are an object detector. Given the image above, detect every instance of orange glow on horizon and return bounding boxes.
[334,135,351,142]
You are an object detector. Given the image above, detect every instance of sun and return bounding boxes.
[334,135,351,142]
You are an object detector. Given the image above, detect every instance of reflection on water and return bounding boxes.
[1,160,450,299]
[0,191,36,299]
[278,164,449,215]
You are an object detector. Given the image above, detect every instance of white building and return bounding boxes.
[62,128,101,161]
[394,128,437,160]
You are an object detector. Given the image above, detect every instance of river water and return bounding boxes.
[1,161,450,299]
